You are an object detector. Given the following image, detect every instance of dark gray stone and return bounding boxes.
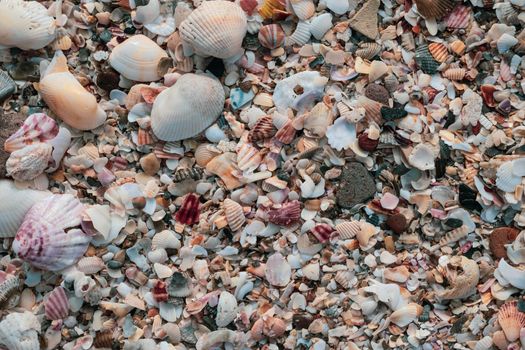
[336,162,376,209]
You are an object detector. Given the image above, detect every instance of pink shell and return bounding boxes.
[45,287,69,320]
[267,200,301,226]
[258,24,285,49]
[444,5,470,29]
[311,223,335,243]
[4,113,59,153]
[13,194,90,271]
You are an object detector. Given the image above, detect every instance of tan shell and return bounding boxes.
[223,199,245,232]
[6,143,52,181]
[356,43,382,60]
[236,143,263,173]
[389,303,423,327]
[179,1,247,59]
[443,67,466,80]
[428,42,449,62]
[77,256,105,274]
[195,144,221,167]
[334,270,353,289]
[438,256,479,299]
[206,153,243,190]
[498,301,525,342]
[348,0,380,39]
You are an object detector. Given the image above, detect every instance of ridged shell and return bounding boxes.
[0,180,51,238]
[0,69,15,102]
[258,0,286,19]
[357,96,383,125]
[4,113,58,153]
[223,199,245,232]
[428,42,448,63]
[248,116,276,142]
[444,5,470,28]
[290,0,315,20]
[0,311,40,350]
[415,45,440,75]
[173,167,204,182]
[0,0,56,50]
[93,331,113,349]
[13,194,90,271]
[195,144,221,167]
[285,21,311,46]
[348,0,380,39]
[77,256,105,274]
[6,143,52,181]
[414,0,455,19]
[267,201,301,226]
[179,1,247,59]
[151,73,225,141]
[109,35,168,82]
[356,43,381,60]
[39,51,107,130]
[236,143,263,173]
[206,153,243,190]
[0,276,20,308]
[389,303,423,327]
[498,301,525,342]
[335,221,362,240]
[175,193,200,226]
[335,271,352,289]
[258,24,285,49]
[310,13,332,40]
[443,67,466,81]
[44,286,69,320]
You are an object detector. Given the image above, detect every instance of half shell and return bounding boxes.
[498,301,525,342]
[3,113,58,153]
[0,311,40,350]
[223,199,245,232]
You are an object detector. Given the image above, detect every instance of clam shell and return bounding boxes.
[247,116,276,142]
[414,0,454,19]
[223,199,245,232]
[0,0,56,50]
[4,113,58,153]
[44,287,69,320]
[109,35,168,82]
[408,143,436,171]
[428,42,448,63]
[348,0,380,39]
[389,303,423,327]
[0,311,40,350]
[310,13,333,40]
[39,51,107,130]
[13,194,91,271]
[498,301,525,342]
[216,291,238,328]
[179,1,247,59]
[195,144,221,167]
[206,152,243,190]
[6,143,52,181]
[265,253,291,287]
[285,21,311,46]
[443,67,466,81]
[152,230,181,250]
[258,24,285,49]
[496,161,521,192]
[290,0,315,20]
[151,73,225,141]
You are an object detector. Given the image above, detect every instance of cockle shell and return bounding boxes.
[443,67,466,80]
[335,221,362,240]
[206,152,243,190]
[414,0,454,19]
[265,253,291,287]
[258,24,285,49]
[195,144,221,168]
[223,199,245,232]
[4,113,58,153]
[237,143,263,173]
[258,0,286,19]
[109,34,168,82]
[444,5,470,28]
[0,311,40,350]
[356,43,381,60]
[0,274,20,309]
[216,291,238,327]
[310,13,333,40]
[0,0,56,50]
[290,0,315,20]
[428,43,448,63]
[437,256,479,300]
[6,143,52,181]
[498,301,525,342]
[285,21,311,46]
[175,193,200,226]
[179,1,247,60]
[267,201,301,226]
[151,73,225,141]
[248,116,276,142]
[13,194,91,271]
[39,51,107,130]
[44,287,69,320]
[0,180,51,238]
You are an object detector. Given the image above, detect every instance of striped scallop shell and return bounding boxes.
[356,43,381,60]
[450,40,466,55]
[290,0,315,20]
[258,24,285,49]
[335,271,353,289]
[223,199,245,232]
[444,5,471,28]
[357,96,383,125]
[44,287,69,320]
[498,301,525,342]
[428,43,448,63]
[443,67,466,81]
[248,116,276,142]
[4,113,58,153]
[414,0,455,19]
[6,143,53,181]
[285,21,311,46]
[77,256,105,274]
[195,144,221,167]
[335,221,362,240]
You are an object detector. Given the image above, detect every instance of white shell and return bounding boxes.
[131,0,160,24]
[152,230,181,250]
[495,258,525,289]
[151,73,225,141]
[496,161,522,192]
[326,117,356,151]
[0,311,40,350]
[179,0,247,59]
[507,231,525,264]
[408,143,436,171]
[273,71,327,112]
[310,13,333,40]
[216,291,238,327]
[285,21,311,46]
[109,35,168,82]
[290,0,315,20]
[223,199,245,232]
[0,180,51,238]
[265,253,292,287]
[6,143,53,181]
[0,0,56,50]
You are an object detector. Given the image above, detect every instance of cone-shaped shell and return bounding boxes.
[0,0,56,50]
[151,73,225,141]
[109,35,168,82]
[223,199,245,232]
[39,51,107,130]
[179,1,247,59]
[498,301,525,342]
[0,311,40,350]
[13,194,91,271]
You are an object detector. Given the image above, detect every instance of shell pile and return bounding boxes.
[2,0,525,349]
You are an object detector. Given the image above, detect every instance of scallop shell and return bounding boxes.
[265,253,291,287]
[258,0,286,19]
[13,194,91,271]
[496,161,521,192]
[348,0,379,39]
[0,275,20,308]
[267,200,301,226]
[290,0,315,20]
[206,152,243,190]
[389,303,423,327]
[356,96,382,125]
[444,5,471,28]
[77,256,105,274]
[109,35,168,82]
[335,221,362,240]
[414,0,454,19]
[151,73,224,141]
[179,1,247,59]
[195,144,221,168]
[356,42,381,60]
[4,113,58,153]
[0,180,51,238]
[428,43,448,63]
[237,143,263,173]
[6,143,52,181]
[0,69,15,102]
[0,311,40,350]
[258,24,285,49]
[285,21,311,46]
[39,51,107,130]
[175,193,200,226]
[310,13,332,40]
[44,287,69,320]
[248,116,276,142]
[216,291,238,328]
[498,301,525,342]
[0,0,56,50]
[223,199,245,232]
[443,67,466,81]
[334,270,352,289]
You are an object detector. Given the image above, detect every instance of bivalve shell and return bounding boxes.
[3,113,58,153]
[0,311,40,350]
[6,143,52,181]
[428,42,448,63]
[258,24,285,49]
[44,287,69,320]
[414,0,455,19]
[223,199,245,232]
[290,0,315,20]
[498,301,525,342]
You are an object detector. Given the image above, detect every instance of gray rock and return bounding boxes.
[336,162,376,209]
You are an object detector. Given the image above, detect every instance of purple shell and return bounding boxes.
[4,113,59,153]
[444,5,470,29]
[45,287,69,320]
[267,200,301,226]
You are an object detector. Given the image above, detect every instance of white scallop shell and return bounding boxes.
[310,13,333,40]
[0,180,51,238]
[0,0,56,50]
[179,0,247,59]
[496,161,522,192]
[216,291,238,328]
[109,35,168,82]
[152,230,181,250]
[290,0,315,20]
[511,157,525,177]
[223,198,245,232]
[0,311,40,350]
[151,73,225,141]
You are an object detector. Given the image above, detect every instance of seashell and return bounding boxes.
[131,0,160,24]
[267,201,301,226]
[0,0,56,50]
[196,330,246,350]
[109,35,168,82]
[13,194,90,271]
[488,227,519,259]
[195,144,221,168]
[151,73,225,141]
[236,143,262,174]
[274,120,296,144]
[273,71,327,112]
[290,0,315,20]
[0,69,16,102]
[355,222,378,249]
[450,40,466,55]
[492,330,508,350]
[384,266,409,283]
[495,258,525,289]
[310,223,334,243]
[349,0,380,39]
[285,21,311,46]
[408,143,436,171]
[365,83,389,105]
[335,221,361,239]
[173,167,205,182]
[0,180,51,238]
[498,301,525,342]
[251,316,286,340]
[304,102,333,138]
[265,253,291,287]
[414,0,454,19]
[497,33,518,54]
[383,74,399,93]
[4,113,59,153]
[175,193,200,226]
[438,256,479,300]
[335,271,353,289]
[356,96,382,125]
[180,1,247,59]
[356,42,381,60]
[310,13,332,40]
[0,311,40,350]
[39,51,107,130]
[6,143,52,181]
[474,336,493,350]
[258,24,285,49]
[152,230,180,250]
[415,45,440,75]
[44,286,69,320]
[216,291,238,327]
[326,117,356,151]
[77,256,105,274]
[368,60,388,82]
[229,87,255,111]
[389,303,423,327]
[93,331,113,349]
[248,116,276,142]
[258,0,286,19]
[206,152,243,190]
[428,43,448,63]
[496,161,521,192]
[443,67,466,81]
[223,199,245,232]
[444,5,470,28]
[400,32,415,51]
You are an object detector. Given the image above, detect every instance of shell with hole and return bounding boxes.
[0,0,56,50]
[179,1,247,60]
[38,51,107,130]
[109,34,168,82]
[151,73,225,141]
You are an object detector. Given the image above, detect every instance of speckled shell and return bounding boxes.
[223,199,245,232]
[415,45,440,75]
[179,1,247,59]
[4,113,58,153]
[428,42,448,63]
[0,180,51,238]
[0,0,56,50]
[0,311,41,350]
[44,286,69,320]
[414,0,455,19]
[258,24,285,49]
[39,51,107,130]
[151,73,225,141]
[109,35,168,82]
[6,143,53,181]
[13,194,91,271]
[498,301,525,342]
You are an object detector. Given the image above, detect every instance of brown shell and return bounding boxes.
[364,84,390,105]
[443,67,466,81]
[428,43,449,63]
[94,331,114,348]
[414,0,455,19]
[489,227,519,259]
[355,43,382,60]
[248,116,276,142]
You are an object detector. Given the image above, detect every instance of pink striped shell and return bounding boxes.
[444,5,470,29]
[258,24,285,49]
[4,113,59,153]
[45,286,69,320]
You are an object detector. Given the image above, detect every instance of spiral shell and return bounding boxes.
[223,199,245,232]
[6,143,52,181]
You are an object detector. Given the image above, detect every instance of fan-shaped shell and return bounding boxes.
[6,143,52,181]
[310,13,333,40]
[248,116,276,142]
[414,0,455,19]
[285,21,311,46]
[109,35,168,82]
[39,51,107,130]
[444,5,470,28]
[258,0,286,19]
[389,303,423,327]
[223,199,245,232]
[151,73,225,141]
[179,1,247,59]
[0,0,56,50]
[13,194,91,271]
[152,230,181,250]
[356,43,381,60]
[428,43,448,63]
[258,24,285,49]
[335,221,362,240]
[195,144,221,167]
[236,143,263,173]
[265,253,291,287]
[0,311,40,350]
[0,275,20,308]
[498,301,525,342]
[44,286,69,320]
[4,113,58,153]
[267,201,301,226]
[443,67,466,81]
[290,0,315,20]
